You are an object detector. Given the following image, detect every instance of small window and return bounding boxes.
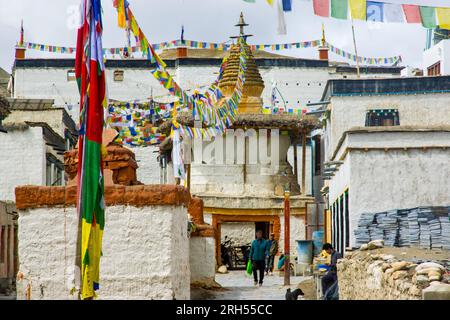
[67,70,76,82]
[114,70,124,82]
[427,62,441,76]
[365,109,400,127]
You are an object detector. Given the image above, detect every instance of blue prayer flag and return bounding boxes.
[367,1,384,22]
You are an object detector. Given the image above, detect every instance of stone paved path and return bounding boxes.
[193,271,311,300]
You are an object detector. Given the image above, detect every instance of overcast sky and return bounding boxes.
[1,0,450,73]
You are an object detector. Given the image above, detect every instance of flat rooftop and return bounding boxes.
[322,75,450,100]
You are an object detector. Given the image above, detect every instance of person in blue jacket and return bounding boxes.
[249,230,269,286]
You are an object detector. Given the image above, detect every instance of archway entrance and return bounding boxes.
[212,214,281,269]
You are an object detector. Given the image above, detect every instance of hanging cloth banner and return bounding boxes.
[326,41,401,65]
[311,0,450,30]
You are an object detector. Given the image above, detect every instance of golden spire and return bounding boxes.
[218,14,264,114]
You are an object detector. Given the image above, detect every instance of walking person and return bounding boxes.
[265,233,278,275]
[249,230,269,287]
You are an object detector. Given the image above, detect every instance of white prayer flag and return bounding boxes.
[384,3,405,23]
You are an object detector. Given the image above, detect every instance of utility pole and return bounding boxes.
[351,19,361,79]
[284,189,291,286]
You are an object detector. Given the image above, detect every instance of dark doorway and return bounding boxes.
[255,222,270,240]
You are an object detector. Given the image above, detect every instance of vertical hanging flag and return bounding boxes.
[349,0,366,20]
[282,0,292,12]
[437,8,450,30]
[331,0,348,20]
[419,6,437,28]
[20,20,24,46]
[75,0,106,300]
[181,25,185,44]
[384,3,404,23]
[314,0,330,17]
[367,1,383,22]
[402,5,421,24]
[116,0,127,28]
[277,0,287,34]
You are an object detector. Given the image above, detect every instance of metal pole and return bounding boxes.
[351,19,361,79]
[284,190,290,286]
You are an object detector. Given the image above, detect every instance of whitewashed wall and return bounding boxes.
[279,214,306,258]
[189,237,215,284]
[16,204,190,300]
[423,39,450,75]
[347,148,450,246]
[131,145,161,184]
[327,93,450,160]
[287,144,312,195]
[0,127,45,201]
[14,62,399,125]
[5,109,67,138]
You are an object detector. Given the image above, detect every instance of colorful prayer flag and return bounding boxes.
[75,0,106,300]
[331,0,348,20]
[349,0,366,20]
[367,1,383,22]
[420,6,437,28]
[402,5,421,23]
[437,8,450,30]
[384,3,404,23]
[313,0,330,17]
[282,0,292,12]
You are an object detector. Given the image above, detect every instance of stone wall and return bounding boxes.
[337,245,450,300]
[14,185,191,300]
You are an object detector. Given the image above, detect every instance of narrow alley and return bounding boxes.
[191,271,316,300]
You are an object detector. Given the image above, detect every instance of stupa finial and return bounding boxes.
[231,12,252,40]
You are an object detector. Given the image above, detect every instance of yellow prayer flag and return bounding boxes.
[266,0,274,5]
[437,8,450,30]
[117,0,127,29]
[349,0,366,20]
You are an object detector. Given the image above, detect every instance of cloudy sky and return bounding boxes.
[1,0,450,73]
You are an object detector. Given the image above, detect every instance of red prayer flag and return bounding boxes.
[402,4,421,23]
[313,0,330,17]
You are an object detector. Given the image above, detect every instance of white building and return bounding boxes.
[321,76,450,253]
[0,99,77,201]
[423,39,450,76]
[10,47,403,190]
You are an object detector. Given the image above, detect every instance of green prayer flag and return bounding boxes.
[419,6,437,28]
[331,0,349,20]
[243,0,256,2]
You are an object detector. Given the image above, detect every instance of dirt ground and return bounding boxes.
[296,278,316,300]
[191,271,312,300]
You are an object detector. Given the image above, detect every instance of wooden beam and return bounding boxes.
[186,163,191,192]
[293,137,298,182]
[301,129,307,196]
